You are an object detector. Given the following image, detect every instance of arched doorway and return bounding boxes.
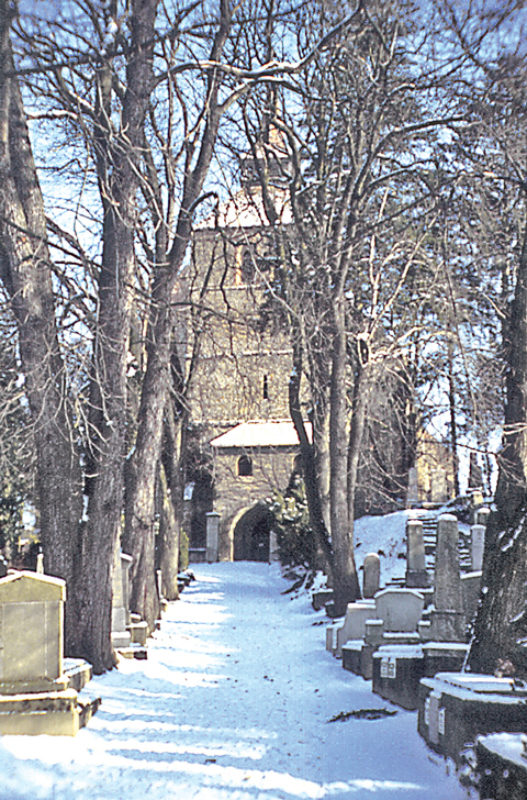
[233,503,272,562]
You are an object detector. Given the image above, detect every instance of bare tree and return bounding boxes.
[239,0,461,612]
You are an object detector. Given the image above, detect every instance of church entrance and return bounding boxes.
[233,503,272,562]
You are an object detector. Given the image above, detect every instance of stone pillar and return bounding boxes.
[406,467,419,508]
[36,552,44,574]
[269,529,280,562]
[405,519,428,588]
[206,512,220,563]
[429,514,465,641]
[120,553,133,624]
[362,553,380,598]
[111,550,132,648]
[470,524,485,572]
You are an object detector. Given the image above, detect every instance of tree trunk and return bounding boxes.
[467,218,527,675]
[289,332,334,578]
[158,462,180,602]
[447,337,460,497]
[329,301,361,614]
[0,11,83,650]
[124,10,231,625]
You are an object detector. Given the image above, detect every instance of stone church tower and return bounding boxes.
[182,141,457,563]
[183,157,300,562]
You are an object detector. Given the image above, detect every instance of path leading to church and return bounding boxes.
[1,563,472,800]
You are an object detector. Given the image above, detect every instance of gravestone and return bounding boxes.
[362,553,380,598]
[418,672,527,763]
[470,524,485,572]
[374,587,425,633]
[335,600,376,656]
[405,519,429,588]
[427,514,465,642]
[0,570,90,735]
[111,551,133,650]
[406,467,419,508]
[0,571,66,692]
[206,512,220,562]
[269,529,280,562]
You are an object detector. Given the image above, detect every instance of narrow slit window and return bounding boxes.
[263,374,269,400]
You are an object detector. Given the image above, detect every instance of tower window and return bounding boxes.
[263,374,269,400]
[241,248,255,284]
[237,455,253,477]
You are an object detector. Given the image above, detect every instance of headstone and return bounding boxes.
[0,571,100,735]
[428,514,465,641]
[406,519,429,588]
[269,529,280,562]
[206,512,220,562]
[0,571,67,692]
[111,550,133,649]
[335,600,376,656]
[406,467,419,508]
[374,587,425,633]
[362,553,380,598]
[470,524,485,572]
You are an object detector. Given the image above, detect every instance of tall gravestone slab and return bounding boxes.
[362,553,380,598]
[428,514,465,642]
[206,512,220,562]
[470,524,486,572]
[406,519,429,588]
[406,467,419,508]
[111,551,133,649]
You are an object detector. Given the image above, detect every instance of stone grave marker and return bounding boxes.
[111,550,133,650]
[206,512,220,562]
[427,514,465,642]
[362,553,380,598]
[470,524,485,571]
[0,570,95,735]
[405,519,429,588]
[406,467,419,508]
[374,587,425,633]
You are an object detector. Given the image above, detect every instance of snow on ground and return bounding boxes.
[354,508,471,585]
[354,509,430,584]
[0,560,474,800]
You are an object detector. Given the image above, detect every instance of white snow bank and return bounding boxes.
[0,562,471,799]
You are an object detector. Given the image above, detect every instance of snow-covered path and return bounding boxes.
[0,563,473,799]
